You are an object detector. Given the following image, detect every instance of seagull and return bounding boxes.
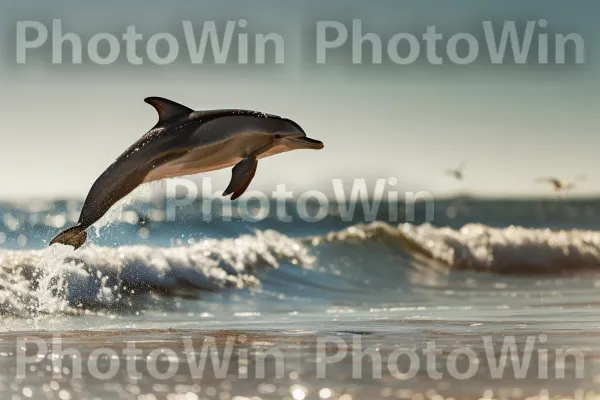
[445,162,465,181]
[535,176,586,192]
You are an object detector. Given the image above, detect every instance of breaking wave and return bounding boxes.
[0,230,314,317]
[316,222,600,275]
[3,220,600,318]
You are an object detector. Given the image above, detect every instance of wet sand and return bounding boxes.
[0,327,597,400]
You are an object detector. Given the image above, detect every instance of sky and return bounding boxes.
[0,0,598,199]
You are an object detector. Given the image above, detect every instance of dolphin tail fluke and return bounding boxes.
[50,225,88,249]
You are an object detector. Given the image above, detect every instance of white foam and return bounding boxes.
[318,222,600,274]
[0,229,313,317]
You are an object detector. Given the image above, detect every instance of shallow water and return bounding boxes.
[1,196,600,399]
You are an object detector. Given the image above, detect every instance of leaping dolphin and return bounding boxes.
[50,97,324,249]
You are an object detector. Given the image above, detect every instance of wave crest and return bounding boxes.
[0,229,313,317]
[316,222,600,274]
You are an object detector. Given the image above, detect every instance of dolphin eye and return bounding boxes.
[273,133,282,140]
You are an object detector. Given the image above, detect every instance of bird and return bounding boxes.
[445,162,466,181]
[535,176,586,192]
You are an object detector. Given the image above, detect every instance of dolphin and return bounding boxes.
[50,96,324,249]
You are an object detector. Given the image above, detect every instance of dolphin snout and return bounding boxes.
[289,136,324,150]
[276,132,324,150]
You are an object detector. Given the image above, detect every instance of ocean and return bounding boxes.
[1,192,599,399]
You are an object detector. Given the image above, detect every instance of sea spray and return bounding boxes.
[26,244,74,328]
[0,228,313,320]
[90,183,154,241]
[31,184,154,321]
[31,183,155,321]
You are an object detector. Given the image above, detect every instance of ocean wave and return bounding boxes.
[3,219,600,318]
[314,222,600,275]
[0,230,314,317]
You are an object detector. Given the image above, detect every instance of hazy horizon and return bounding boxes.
[1,0,598,199]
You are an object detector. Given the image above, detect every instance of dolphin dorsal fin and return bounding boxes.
[144,97,194,125]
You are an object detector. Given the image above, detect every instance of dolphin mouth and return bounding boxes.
[286,135,324,150]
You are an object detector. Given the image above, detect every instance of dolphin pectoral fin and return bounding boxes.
[49,224,88,249]
[144,97,194,125]
[223,157,258,200]
[231,165,257,200]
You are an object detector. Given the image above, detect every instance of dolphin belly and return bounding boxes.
[143,133,271,183]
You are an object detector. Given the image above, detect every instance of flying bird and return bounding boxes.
[535,176,586,192]
[50,97,324,249]
[445,162,466,181]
